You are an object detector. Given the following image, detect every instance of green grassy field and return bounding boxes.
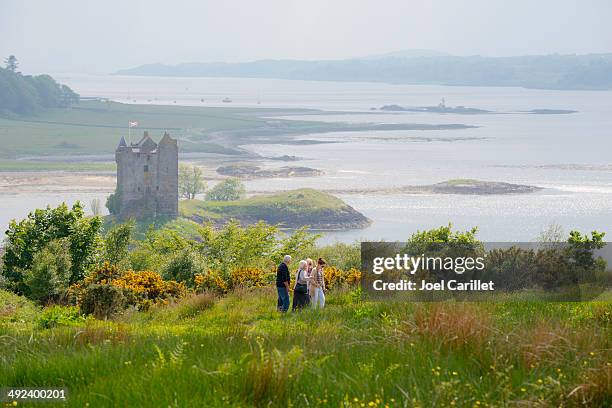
[0,100,271,162]
[1,288,610,407]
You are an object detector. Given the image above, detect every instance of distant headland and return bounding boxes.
[116,52,612,91]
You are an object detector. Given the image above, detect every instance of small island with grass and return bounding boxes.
[180,188,370,230]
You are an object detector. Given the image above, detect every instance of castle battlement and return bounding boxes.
[115,131,178,219]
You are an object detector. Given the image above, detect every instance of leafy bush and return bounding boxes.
[314,241,360,270]
[78,284,126,319]
[129,228,193,273]
[198,221,316,275]
[105,190,121,215]
[162,248,207,285]
[37,305,87,329]
[22,239,72,303]
[205,178,245,201]
[3,202,102,293]
[103,221,134,268]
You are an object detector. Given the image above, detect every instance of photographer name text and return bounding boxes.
[372,279,495,291]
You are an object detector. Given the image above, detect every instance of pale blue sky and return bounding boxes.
[1,0,611,74]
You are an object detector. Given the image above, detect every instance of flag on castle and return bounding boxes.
[129,121,139,128]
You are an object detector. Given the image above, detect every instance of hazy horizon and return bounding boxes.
[1,0,612,74]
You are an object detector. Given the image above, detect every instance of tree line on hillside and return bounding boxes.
[0,55,80,115]
[116,53,612,90]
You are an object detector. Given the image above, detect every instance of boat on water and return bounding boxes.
[222,97,232,103]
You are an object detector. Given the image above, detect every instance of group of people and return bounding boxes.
[276,255,326,312]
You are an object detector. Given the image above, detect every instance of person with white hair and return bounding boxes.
[276,255,292,312]
[292,259,310,310]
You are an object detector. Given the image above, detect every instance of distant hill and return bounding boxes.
[116,53,612,90]
[0,68,79,115]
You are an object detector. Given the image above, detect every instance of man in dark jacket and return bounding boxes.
[276,255,292,312]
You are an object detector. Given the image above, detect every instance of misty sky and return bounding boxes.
[1,0,611,74]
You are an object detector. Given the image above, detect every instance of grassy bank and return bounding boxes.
[0,100,269,161]
[180,188,371,229]
[1,288,610,407]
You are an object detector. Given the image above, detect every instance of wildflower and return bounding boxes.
[452,371,458,376]
[537,379,543,384]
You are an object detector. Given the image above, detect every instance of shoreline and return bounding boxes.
[0,171,543,196]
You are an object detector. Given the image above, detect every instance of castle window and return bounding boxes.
[144,165,149,172]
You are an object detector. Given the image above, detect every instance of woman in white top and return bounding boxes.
[292,260,310,310]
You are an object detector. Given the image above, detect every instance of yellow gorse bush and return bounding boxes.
[112,270,186,301]
[194,270,229,294]
[70,263,186,312]
[323,266,362,289]
[230,267,272,288]
[194,265,361,293]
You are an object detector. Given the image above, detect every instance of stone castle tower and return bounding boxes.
[115,131,178,219]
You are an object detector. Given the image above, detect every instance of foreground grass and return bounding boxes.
[1,288,611,407]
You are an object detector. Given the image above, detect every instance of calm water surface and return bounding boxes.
[2,74,610,244]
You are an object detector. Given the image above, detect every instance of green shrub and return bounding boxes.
[37,305,87,329]
[78,284,126,319]
[103,221,134,268]
[23,239,72,303]
[315,241,361,270]
[3,202,102,292]
[105,191,121,215]
[162,248,207,285]
[206,178,245,201]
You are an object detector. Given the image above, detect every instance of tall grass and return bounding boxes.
[0,288,610,407]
